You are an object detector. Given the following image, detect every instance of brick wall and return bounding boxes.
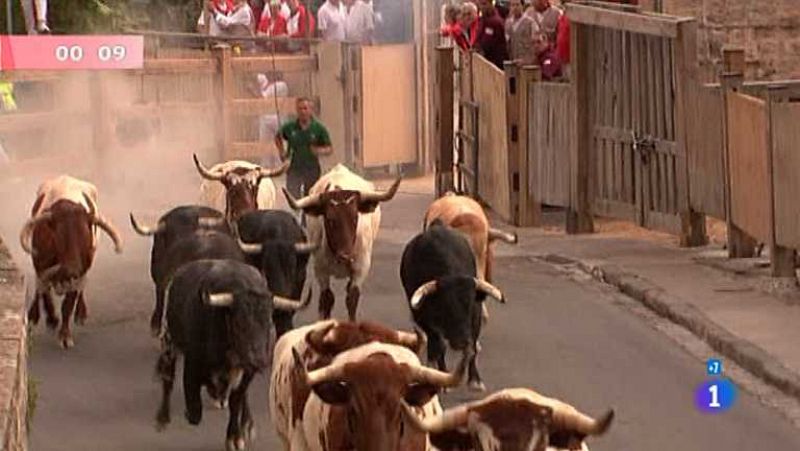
[662,0,800,82]
[0,239,28,451]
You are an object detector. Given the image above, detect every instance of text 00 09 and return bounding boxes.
[55,45,127,63]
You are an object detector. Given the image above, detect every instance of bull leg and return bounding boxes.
[150,285,166,337]
[75,291,88,325]
[467,343,486,392]
[183,359,204,426]
[43,291,59,330]
[155,340,177,430]
[426,333,447,372]
[319,288,335,320]
[345,283,360,321]
[58,291,78,349]
[226,371,255,451]
[27,291,41,325]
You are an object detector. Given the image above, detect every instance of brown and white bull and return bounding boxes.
[283,164,401,320]
[19,175,123,348]
[423,193,517,322]
[194,154,289,223]
[401,388,614,451]
[269,319,425,449]
[292,341,468,451]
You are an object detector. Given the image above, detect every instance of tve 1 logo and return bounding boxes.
[695,358,737,413]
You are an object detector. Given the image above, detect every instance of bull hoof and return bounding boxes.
[60,336,74,350]
[226,437,247,451]
[155,412,170,431]
[468,380,486,392]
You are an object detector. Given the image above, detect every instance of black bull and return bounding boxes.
[155,259,272,451]
[400,220,506,391]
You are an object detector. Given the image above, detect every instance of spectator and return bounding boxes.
[440,3,462,48]
[476,0,509,69]
[286,0,316,39]
[533,32,562,80]
[506,0,538,65]
[555,1,570,77]
[250,72,290,166]
[528,0,562,44]
[257,0,289,37]
[317,0,346,41]
[343,0,375,45]
[208,0,255,39]
[275,97,333,207]
[458,2,479,50]
[197,0,235,36]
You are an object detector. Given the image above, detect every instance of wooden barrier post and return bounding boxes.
[568,20,594,234]
[505,61,523,226]
[517,64,542,227]
[720,48,758,258]
[435,46,455,197]
[214,44,233,161]
[766,86,797,279]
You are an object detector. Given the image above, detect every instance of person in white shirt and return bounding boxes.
[317,0,346,41]
[343,0,375,44]
[213,0,255,37]
[253,72,290,166]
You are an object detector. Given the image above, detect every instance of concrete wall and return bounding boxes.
[662,0,800,81]
[0,239,27,451]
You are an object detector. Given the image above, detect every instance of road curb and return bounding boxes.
[535,253,800,404]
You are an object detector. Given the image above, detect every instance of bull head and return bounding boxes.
[304,320,427,356]
[410,278,505,310]
[292,345,469,451]
[193,154,289,222]
[282,177,401,265]
[401,390,614,451]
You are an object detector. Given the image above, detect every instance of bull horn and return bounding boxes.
[408,350,469,388]
[19,212,52,254]
[238,238,263,255]
[410,280,438,310]
[82,192,98,217]
[94,214,123,254]
[557,407,615,437]
[400,400,470,434]
[282,187,323,211]
[129,213,164,236]
[272,292,311,312]
[193,154,225,181]
[474,279,505,303]
[305,358,348,386]
[294,240,319,255]
[204,291,235,307]
[360,177,402,204]
[258,160,290,178]
[488,228,518,244]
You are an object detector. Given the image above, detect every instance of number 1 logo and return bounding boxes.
[695,379,736,413]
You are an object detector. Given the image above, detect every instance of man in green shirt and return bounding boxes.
[275,97,333,199]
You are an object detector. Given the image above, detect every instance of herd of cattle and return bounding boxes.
[18,156,614,451]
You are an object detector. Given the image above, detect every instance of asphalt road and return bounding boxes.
[3,167,800,451]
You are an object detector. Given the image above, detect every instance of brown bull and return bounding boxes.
[20,175,122,349]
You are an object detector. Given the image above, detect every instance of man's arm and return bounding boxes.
[312,124,333,156]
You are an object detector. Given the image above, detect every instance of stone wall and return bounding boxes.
[0,239,27,451]
[662,0,800,82]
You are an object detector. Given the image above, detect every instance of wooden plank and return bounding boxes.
[568,21,595,233]
[771,101,800,249]
[688,85,726,219]
[435,46,456,196]
[662,38,675,140]
[594,199,638,222]
[0,111,86,133]
[142,58,216,75]
[566,3,691,38]
[231,55,316,73]
[727,92,771,243]
[230,97,306,115]
[0,71,63,82]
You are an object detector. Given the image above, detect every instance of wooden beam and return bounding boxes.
[216,46,234,161]
[231,55,316,73]
[505,62,522,226]
[141,58,216,75]
[435,46,455,197]
[0,71,62,82]
[229,97,309,115]
[0,111,87,132]
[766,86,796,279]
[566,3,693,38]
[518,65,542,227]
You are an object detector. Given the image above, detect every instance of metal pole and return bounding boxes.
[7,0,14,34]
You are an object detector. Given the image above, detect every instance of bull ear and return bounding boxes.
[312,381,351,405]
[404,383,439,407]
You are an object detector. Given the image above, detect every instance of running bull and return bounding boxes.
[269,319,425,448]
[130,207,239,336]
[236,210,316,338]
[20,175,123,348]
[194,154,289,223]
[400,220,505,391]
[283,163,401,321]
[401,388,615,451]
[292,341,469,451]
[155,258,307,450]
[424,192,517,322]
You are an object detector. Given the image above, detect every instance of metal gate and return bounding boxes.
[571,5,696,235]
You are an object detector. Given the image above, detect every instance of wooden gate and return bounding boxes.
[569,4,703,242]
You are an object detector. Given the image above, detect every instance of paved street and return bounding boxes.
[3,168,800,451]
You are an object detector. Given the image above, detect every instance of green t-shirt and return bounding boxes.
[279,118,332,172]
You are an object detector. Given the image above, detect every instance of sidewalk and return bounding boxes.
[497,217,800,402]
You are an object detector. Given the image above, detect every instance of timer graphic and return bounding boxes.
[0,36,143,71]
[695,358,737,413]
